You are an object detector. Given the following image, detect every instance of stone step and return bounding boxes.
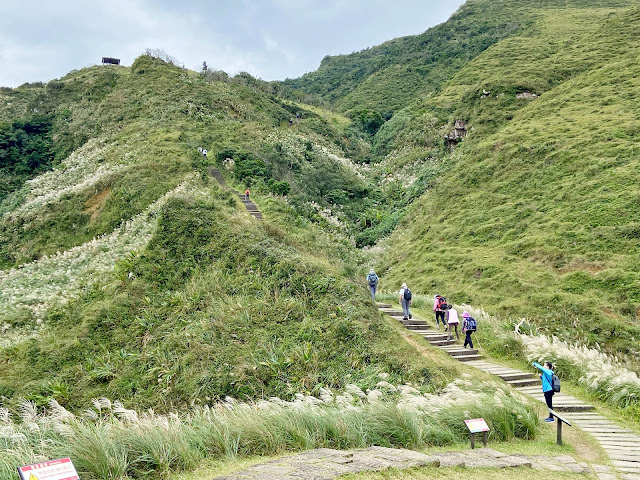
[422,333,449,340]
[484,368,524,374]
[613,460,640,470]
[505,378,540,388]
[563,414,607,419]
[456,354,484,362]
[577,423,619,428]
[407,331,432,336]
[377,304,392,309]
[382,310,405,316]
[552,404,595,412]
[498,372,537,381]
[404,324,431,330]
[583,428,635,434]
[517,387,544,393]
[600,442,640,448]
[446,349,479,356]
[429,339,459,347]
[592,434,640,440]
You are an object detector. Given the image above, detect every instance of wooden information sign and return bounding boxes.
[17,458,80,480]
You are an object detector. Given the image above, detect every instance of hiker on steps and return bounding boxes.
[462,311,476,348]
[399,283,412,320]
[245,188,250,201]
[533,361,557,422]
[366,269,379,301]
[433,294,447,330]
[446,304,460,341]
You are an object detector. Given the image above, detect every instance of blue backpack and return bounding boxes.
[466,317,477,331]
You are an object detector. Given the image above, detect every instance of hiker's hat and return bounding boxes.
[401,283,407,288]
[369,268,375,274]
[462,311,470,318]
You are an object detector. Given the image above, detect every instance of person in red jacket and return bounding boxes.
[245,188,250,201]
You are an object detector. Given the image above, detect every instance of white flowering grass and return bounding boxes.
[264,130,366,179]
[0,174,198,322]
[3,138,125,218]
[522,334,640,408]
[459,303,640,411]
[0,381,537,480]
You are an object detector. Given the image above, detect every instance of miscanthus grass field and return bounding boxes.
[461,304,640,417]
[0,379,537,480]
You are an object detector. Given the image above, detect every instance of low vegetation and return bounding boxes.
[0,378,537,480]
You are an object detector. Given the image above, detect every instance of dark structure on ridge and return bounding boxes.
[101,57,120,65]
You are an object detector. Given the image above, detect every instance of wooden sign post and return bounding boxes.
[465,418,490,449]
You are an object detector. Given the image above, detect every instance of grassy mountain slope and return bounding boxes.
[377,2,640,356]
[282,0,531,115]
[0,55,370,269]
[0,183,451,409]
[0,54,458,410]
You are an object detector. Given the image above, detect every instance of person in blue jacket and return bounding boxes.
[533,361,555,422]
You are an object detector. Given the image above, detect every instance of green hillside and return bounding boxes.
[0,54,454,410]
[374,1,640,355]
[4,0,640,478]
[282,0,531,115]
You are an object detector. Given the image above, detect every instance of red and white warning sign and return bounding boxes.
[17,458,80,480]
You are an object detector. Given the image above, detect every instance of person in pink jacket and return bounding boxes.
[433,294,447,330]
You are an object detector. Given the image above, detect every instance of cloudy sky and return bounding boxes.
[0,0,466,88]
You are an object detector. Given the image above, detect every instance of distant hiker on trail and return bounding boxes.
[289,117,294,125]
[433,294,447,330]
[245,188,250,201]
[462,311,476,348]
[446,304,460,340]
[399,283,412,320]
[202,149,208,158]
[533,361,557,422]
[366,269,379,300]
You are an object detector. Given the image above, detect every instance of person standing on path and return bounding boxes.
[366,269,379,301]
[399,283,412,320]
[245,188,250,201]
[446,304,460,340]
[533,361,556,422]
[462,311,476,348]
[433,295,447,330]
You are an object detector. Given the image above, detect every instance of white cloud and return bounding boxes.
[0,0,466,87]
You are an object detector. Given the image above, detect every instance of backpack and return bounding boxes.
[368,274,378,286]
[437,296,447,310]
[403,288,412,301]
[552,374,561,393]
[466,317,477,331]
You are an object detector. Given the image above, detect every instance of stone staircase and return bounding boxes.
[377,303,640,480]
[235,193,263,219]
[209,167,262,219]
[377,303,482,362]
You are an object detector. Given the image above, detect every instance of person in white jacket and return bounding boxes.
[446,304,460,341]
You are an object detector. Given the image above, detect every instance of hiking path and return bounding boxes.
[209,167,262,219]
[377,303,640,480]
